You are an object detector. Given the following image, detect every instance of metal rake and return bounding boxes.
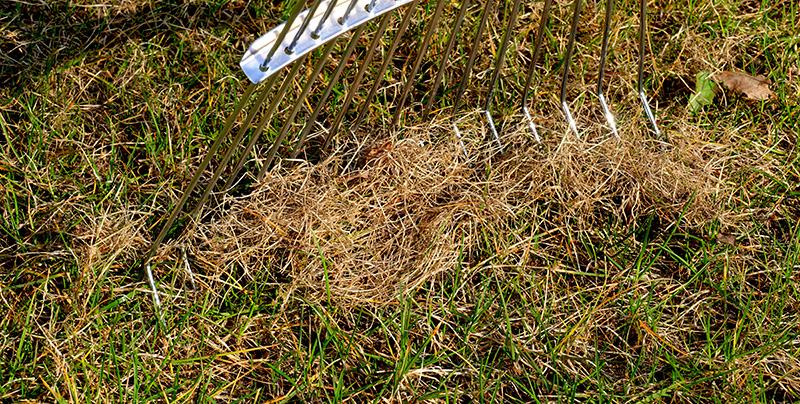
[143,0,662,318]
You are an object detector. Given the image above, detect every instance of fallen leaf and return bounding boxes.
[688,72,716,113]
[717,232,736,246]
[712,71,772,100]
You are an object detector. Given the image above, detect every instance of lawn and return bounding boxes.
[1,0,799,402]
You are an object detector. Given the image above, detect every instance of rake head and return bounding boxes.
[143,0,663,317]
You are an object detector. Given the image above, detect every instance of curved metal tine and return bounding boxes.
[312,0,341,37]
[291,24,371,159]
[390,0,449,128]
[637,0,661,137]
[339,0,361,25]
[258,41,339,178]
[190,82,276,219]
[560,0,582,139]
[451,0,495,129]
[350,0,420,137]
[597,0,619,138]
[520,0,554,143]
[262,0,308,70]
[483,0,524,153]
[223,56,309,185]
[321,11,398,152]
[141,82,257,269]
[421,0,471,121]
[287,0,327,54]
[223,58,307,190]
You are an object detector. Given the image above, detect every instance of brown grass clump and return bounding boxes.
[184,121,741,304]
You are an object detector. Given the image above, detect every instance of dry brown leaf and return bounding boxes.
[712,71,772,100]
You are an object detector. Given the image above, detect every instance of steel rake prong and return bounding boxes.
[322,7,406,151]
[142,82,257,270]
[234,54,310,184]
[421,0,470,121]
[390,0,448,128]
[483,0,523,153]
[259,40,340,176]
[638,0,661,137]
[260,0,308,71]
[190,83,275,220]
[339,0,361,25]
[521,0,553,143]
[451,0,495,136]
[291,23,371,159]
[597,0,619,138]
[560,0,583,139]
[312,0,340,38]
[351,0,420,136]
[287,0,327,54]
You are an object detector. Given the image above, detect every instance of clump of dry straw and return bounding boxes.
[182,119,740,304]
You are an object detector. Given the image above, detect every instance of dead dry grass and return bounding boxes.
[2,0,799,402]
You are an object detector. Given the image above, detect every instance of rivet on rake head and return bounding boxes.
[259,58,271,72]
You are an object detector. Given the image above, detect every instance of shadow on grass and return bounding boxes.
[0,0,277,89]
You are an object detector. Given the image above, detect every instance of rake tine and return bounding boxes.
[483,0,523,152]
[287,0,327,55]
[451,0,496,134]
[597,0,619,138]
[560,0,582,139]
[350,0,420,137]
[291,24,371,159]
[145,263,165,327]
[321,10,400,152]
[258,41,340,176]
[339,0,362,25]
[390,0,448,128]
[520,0,553,143]
[189,83,275,219]
[312,0,341,38]
[421,0,471,121]
[226,56,309,185]
[637,0,660,137]
[219,73,282,191]
[260,0,308,71]
[142,82,257,269]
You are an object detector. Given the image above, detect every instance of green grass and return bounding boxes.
[2,0,799,402]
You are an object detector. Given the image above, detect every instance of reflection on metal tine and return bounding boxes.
[261,0,307,70]
[638,0,661,137]
[142,82,257,268]
[191,84,273,218]
[145,263,165,328]
[287,0,326,54]
[451,0,495,129]
[422,0,470,121]
[260,41,339,175]
[597,0,619,137]
[182,246,196,290]
[291,24,370,159]
[391,0,448,127]
[483,0,522,151]
[351,0,420,135]
[560,0,582,139]
[521,0,553,142]
[485,111,503,153]
[312,0,340,37]
[323,8,402,151]
[522,106,540,142]
[452,121,468,159]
